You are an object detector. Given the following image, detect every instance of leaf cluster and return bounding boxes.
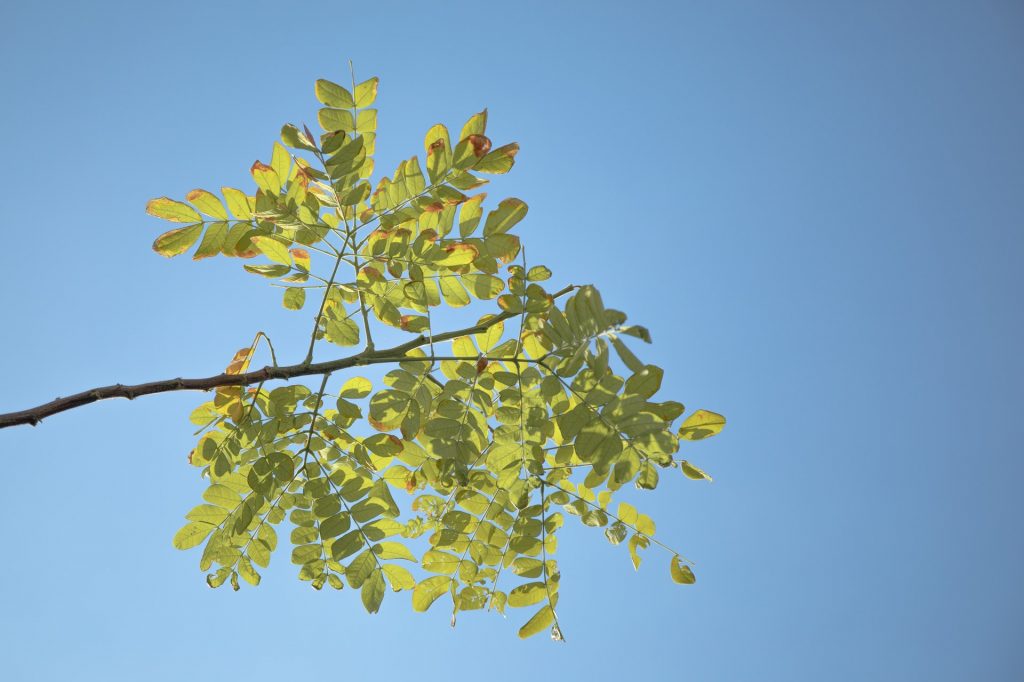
[151,70,726,639]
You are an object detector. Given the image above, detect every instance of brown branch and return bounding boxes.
[0,284,580,430]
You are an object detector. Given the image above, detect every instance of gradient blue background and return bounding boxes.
[1,2,1021,680]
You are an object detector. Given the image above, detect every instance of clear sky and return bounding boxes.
[1,1,1021,680]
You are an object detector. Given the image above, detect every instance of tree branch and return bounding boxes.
[0,284,580,430]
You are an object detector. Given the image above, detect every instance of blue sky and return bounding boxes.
[1,1,1021,680]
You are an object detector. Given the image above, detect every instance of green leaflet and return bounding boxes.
[483,198,528,237]
[383,564,416,591]
[147,197,201,223]
[283,287,306,310]
[315,79,354,109]
[628,534,650,570]
[186,189,228,220]
[354,77,379,108]
[678,409,727,440]
[412,576,453,612]
[373,542,416,562]
[339,377,372,399]
[250,236,291,266]
[681,460,713,481]
[670,555,696,585]
[518,605,555,639]
[172,522,214,550]
[507,581,547,608]
[362,569,386,613]
[325,318,360,347]
[153,224,203,258]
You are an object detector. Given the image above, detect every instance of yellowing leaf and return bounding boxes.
[412,575,452,612]
[517,605,554,639]
[453,134,492,169]
[459,193,486,237]
[185,189,228,220]
[223,346,255,375]
[221,187,252,219]
[677,409,726,441]
[383,564,416,591]
[460,109,488,140]
[315,78,354,109]
[340,377,372,399]
[476,142,519,175]
[152,224,203,257]
[508,582,547,608]
[670,555,696,584]
[483,198,528,236]
[270,142,290,185]
[249,236,292,266]
[250,161,281,195]
[172,522,214,550]
[147,197,201,223]
[617,502,639,526]
[435,243,479,267]
[424,124,452,183]
[354,76,379,108]
[628,534,650,570]
[373,542,416,562]
[290,248,310,271]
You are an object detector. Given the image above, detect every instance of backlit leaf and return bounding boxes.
[172,522,214,550]
[517,605,554,639]
[315,79,354,109]
[340,377,372,399]
[283,287,305,310]
[681,460,712,481]
[250,236,292,266]
[354,77,379,108]
[412,575,452,612]
[153,224,203,257]
[670,555,696,584]
[483,198,528,237]
[147,197,201,223]
[362,568,386,613]
[677,410,726,441]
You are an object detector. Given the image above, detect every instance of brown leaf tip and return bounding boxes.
[467,135,492,158]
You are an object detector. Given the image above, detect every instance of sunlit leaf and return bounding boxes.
[354,77,379,108]
[483,198,528,237]
[186,189,228,220]
[153,224,203,257]
[147,197,201,223]
[517,605,555,639]
[172,522,214,550]
[670,555,696,584]
[412,576,452,612]
[680,460,712,481]
[250,236,292,266]
[315,79,354,109]
[283,287,306,310]
[677,410,726,441]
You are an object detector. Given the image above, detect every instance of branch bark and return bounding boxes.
[0,284,578,430]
